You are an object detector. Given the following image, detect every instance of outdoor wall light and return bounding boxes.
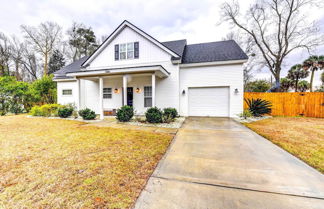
[234,88,239,94]
[114,88,120,94]
[135,87,141,93]
[182,89,186,95]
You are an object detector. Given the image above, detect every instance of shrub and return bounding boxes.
[30,104,62,117]
[58,105,74,118]
[39,104,62,117]
[245,98,272,117]
[163,108,178,123]
[239,109,253,119]
[145,107,163,123]
[245,79,271,92]
[31,75,57,104]
[30,106,42,116]
[116,105,134,122]
[78,108,97,120]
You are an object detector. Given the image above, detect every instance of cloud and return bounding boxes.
[0,0,235,43]
[0,0,323,85]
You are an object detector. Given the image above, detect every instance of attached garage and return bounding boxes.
[188,87,229,117]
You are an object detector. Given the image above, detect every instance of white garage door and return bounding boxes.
[188,87,229,117]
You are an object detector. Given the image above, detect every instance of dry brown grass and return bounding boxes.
[244,117,324,173]
[0,115,173,208]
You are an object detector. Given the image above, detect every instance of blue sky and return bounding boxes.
[0,0,323,86]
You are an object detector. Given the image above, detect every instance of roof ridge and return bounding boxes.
[186,40,235,46]
[161,39,187,43]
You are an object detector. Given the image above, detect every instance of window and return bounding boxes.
[127,43,134,59]
[119,43,127,60]
[144,86,152,107]
[119,42,135,60]
[62,89,72,96]
[103,88,112,99]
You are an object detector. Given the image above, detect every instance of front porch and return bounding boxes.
[68,65,169,119]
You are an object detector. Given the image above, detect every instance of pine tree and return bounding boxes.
[48,49,65,74]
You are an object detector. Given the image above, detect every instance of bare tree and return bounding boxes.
[223,31,265,90]
[0,32,12,76]
[221,0,324,91]
[21,22,62,76]
[10,36,25,80]
[21,46,40,81]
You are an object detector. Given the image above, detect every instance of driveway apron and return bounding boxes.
[134,117,324,209]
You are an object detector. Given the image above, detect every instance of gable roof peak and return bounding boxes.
[81,20,180,67]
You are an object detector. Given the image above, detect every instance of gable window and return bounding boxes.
[119,43,127,60]
[144,86,152,107]
[103,88,112,99]
[127,43,134,59]
[62,89,72,96]
[115,42,139,60]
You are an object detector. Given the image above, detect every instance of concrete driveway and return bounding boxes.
[134,117,324,209]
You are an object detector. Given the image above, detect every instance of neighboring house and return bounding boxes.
[54,20,248,119]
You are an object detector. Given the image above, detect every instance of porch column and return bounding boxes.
[152,73,156,107]
[76,78,80,110]
[99,77,104,119]
[123,75,127,106]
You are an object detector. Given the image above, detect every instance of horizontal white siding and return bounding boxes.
[179,64,244,117]
[156,63,179,112]
[57,81,77,106]
[81,79,99,113]
[88,26,172,70]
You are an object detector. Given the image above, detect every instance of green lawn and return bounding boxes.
[0,115,173,208]
[244,117,324,173]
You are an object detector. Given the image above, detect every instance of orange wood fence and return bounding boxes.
[244,92,324,118]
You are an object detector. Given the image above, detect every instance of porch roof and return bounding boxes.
[66,65,169,78]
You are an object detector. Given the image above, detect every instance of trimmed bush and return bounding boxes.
[30,104,62,117]
[30,106,42,116]
[58,105,74,118]
[163,107,178,119]
[39,104,62,117]
[78,108,96,120]
[145,107,163,123]
[116,105,134,122]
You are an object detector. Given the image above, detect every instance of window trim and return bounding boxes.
[144,86,152,108]
[119,42,135,60]
[103,87,112,99]
[62,89,72,96]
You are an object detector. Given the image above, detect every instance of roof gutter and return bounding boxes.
[67,65,170,78]
[53,78,77,82]
[180,59,248,68]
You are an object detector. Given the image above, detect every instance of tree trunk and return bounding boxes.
[310,70,314,92]
[295,79,298,92]
[275,75,280,92]
[274,67,281,92]
[44,53,48,76]
[15,62,20,81]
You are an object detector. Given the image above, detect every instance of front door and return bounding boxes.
[127,87,133,106]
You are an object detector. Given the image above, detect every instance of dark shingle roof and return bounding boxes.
[54,40,248,80]
[54,56,88,79]
[182,40,248,64]
[161,39,187,57]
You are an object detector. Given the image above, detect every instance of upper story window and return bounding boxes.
[115,42,139,60]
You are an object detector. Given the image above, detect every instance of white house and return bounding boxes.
[54,20,248,119]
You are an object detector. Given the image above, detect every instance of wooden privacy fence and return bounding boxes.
[244,92,324,118]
